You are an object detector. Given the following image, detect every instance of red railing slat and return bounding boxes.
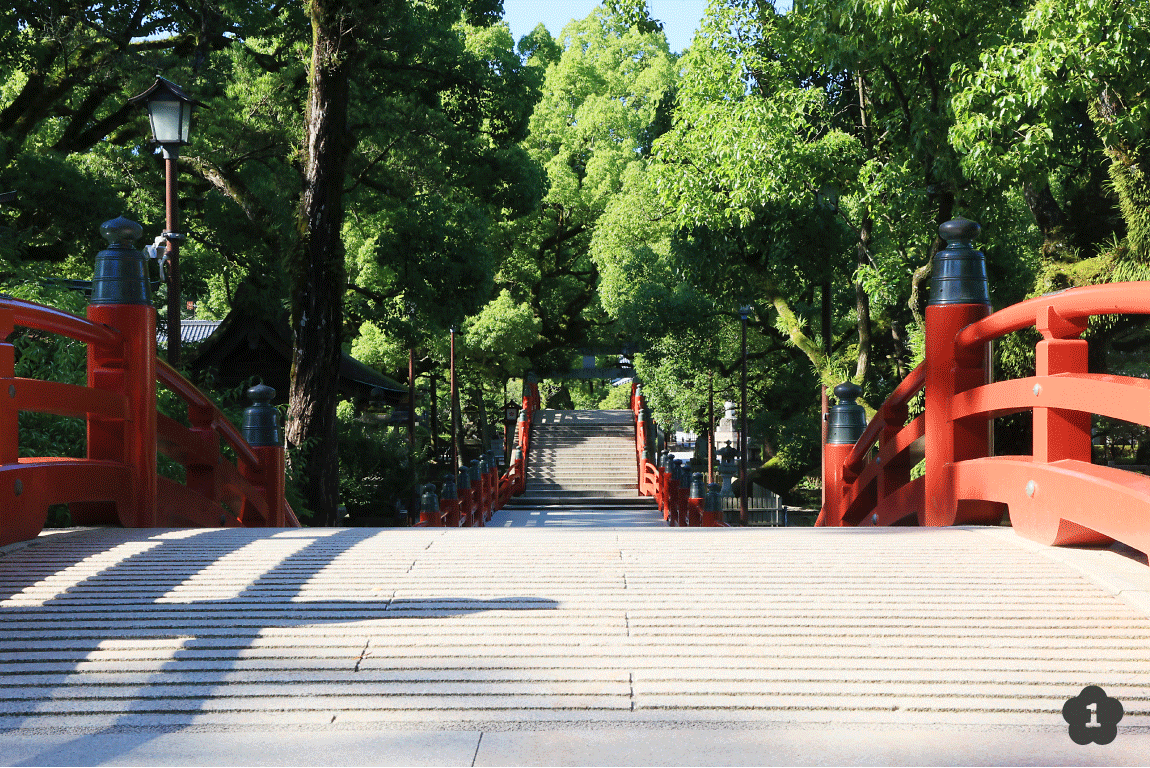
[12,378,129,421]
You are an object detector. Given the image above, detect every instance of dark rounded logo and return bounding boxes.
[1063,686,1123,745]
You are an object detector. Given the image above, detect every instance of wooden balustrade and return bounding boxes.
[2,286,297,548]
[630,382,725,527]
[819,220,1150,559]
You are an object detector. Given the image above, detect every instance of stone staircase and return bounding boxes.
[503,410,658,518]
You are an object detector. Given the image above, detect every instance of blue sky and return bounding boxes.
[501,0,710,53]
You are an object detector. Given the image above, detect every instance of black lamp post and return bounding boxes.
[814,186,839,510]
[708,370,715,485]
[406,303,418,451]
[128,76,204,368]
[407,317,418,526]
[449,326,458,474]
[738,305,752,526]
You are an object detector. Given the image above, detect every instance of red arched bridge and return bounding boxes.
[0,218,1148,762]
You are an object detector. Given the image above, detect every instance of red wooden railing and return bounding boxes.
[419,380,538,526]
[500,380,540,510]
[631,383,722,526]
[155,362,296,529]
[2,292,297,548]
[820,220,1150,559]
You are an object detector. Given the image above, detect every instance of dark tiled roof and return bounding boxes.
[157,320,222,346]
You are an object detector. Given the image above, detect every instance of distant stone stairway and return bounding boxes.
[502,409,660,524]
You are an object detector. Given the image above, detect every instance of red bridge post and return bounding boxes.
[457,464,473,526]
[239,384,286,526]
[923,219,1002,526]
[702,482,722,526]
[442,472,460,526]
[1,305,16,467]
[84,217,158,527]
[688,471,705,526]
[818,383,867,526]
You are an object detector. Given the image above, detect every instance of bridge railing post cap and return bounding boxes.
[247,383,276,405]
[690,471,706,498]
[929,217,989,306]
[939,217,981,245]
[827,381,867,445]
[241,384,281,446]
[441,471,457,500]
[92,216,150,305]
[100,216,144,247]
[832,382,862,403]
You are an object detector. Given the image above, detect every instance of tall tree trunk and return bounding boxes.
[286,1,356,526]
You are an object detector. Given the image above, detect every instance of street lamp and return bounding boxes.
[814,186,839,510]
[128,76,204,368]
[449,326,459,474]
[738,305,752,526]
[708,370,715,485]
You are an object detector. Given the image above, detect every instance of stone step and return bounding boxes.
[531,450,631,456]
[524,410,642,503]
[522,489,639,494]
[525,471,636,478]
[1,525,1147,745]
[530,442,633,447]
[502,497,656,508]
[528,479,637,485]
[518,490,640,499]
[529,456,634,461]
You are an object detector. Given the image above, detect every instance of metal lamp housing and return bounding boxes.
[149,96,193,145]
[128,77,204,148]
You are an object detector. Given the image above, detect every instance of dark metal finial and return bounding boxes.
[242,384,281,447]
[826,382,867,446]
[91,217,150,305]
[832,382,863,403]
[929,218,989,307]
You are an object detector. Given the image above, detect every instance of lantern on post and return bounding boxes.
[127,76,205,368]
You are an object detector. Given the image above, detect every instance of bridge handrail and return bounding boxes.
[821,222,1150,559]
[157,360,260,469]
[955,282,1149,348]
[630,383,719,526]
[1,287,296,546]
[842,363,925,481]
[436,379,537,526]
[2,295,123,348]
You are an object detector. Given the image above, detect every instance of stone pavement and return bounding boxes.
[0,524,1148,765]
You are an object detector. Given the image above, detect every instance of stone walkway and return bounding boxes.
[0,525,1148,765]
